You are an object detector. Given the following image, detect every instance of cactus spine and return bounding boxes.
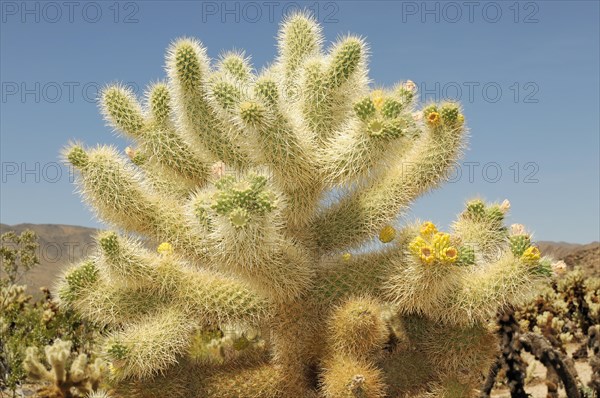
[58,12,551,398]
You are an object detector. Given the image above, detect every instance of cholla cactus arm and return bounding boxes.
[199,362,283,398]
[125,146,193,200]
[383,219,549,327]
[101,84,211,190]
[104,307,192,380]
[319,86,418,185]
[416,321,497,385]
[166,38,250,168]
[312,105,466,253]
[147,82,172,129]
[327,297,388,360]
[115,356,282,398]
[100,84,145,137]
[451,198,510,261]
[58,247,270,328]
[70,353,88,384]
[96,231,153,287]
[65,144,207,262]
[57,260,164,326]
[207,72,246,115]
[87,359,108,392]
[320,297,388,398]
[65,144,155,234]
[242,75,320,192]
[217,50,253,83]
[206,173,314,302]
[276,12,324,96]
[267,300,327,397]
[313,241,406,305]
[438,250,550,326]
[299,37,369,145]
[176,267,271,325]
[70,352,106,391]
[237,75,323,228]
[321,357,386,398]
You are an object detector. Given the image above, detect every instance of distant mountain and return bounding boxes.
[0,224,598,297]
[537,241,599,276]
[0,223,100,297]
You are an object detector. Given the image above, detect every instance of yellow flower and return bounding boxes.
[440,247,458,263]
[432,232,451,253]
[157,242,173,255]
[419,246,435,265]
[409,236,427,255]
[426,112,441,126]
[342,253,352,262]
[521,246,541,265]
[420,221,438,237]
[371,90,386,110]
[379,225,396,243]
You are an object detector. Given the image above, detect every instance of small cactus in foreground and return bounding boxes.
[23,339,108,397]
[58,12,552,397]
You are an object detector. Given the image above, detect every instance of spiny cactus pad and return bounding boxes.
[58,12,550,398]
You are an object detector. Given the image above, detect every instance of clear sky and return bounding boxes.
[1,0,599,243]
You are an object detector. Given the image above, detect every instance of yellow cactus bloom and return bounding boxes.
[426,112,441,126]
[371,90,386,110]
[419,246,435,265]
[379,225,396,243]
[157,242,174,255]
[409,236,427,255]
[432,232,451,252]
[420,221,438,237]
[457,114,465,125]
[521,246,541,265]
[342,252,352,262]
[440,247,458,263]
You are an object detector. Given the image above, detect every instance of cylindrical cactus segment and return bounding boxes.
[101,85,145,138]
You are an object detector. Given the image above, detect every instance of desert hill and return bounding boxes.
[537,241,599,276]
[0,223,99,297]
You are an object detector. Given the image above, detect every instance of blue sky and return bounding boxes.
[1,0,599,243]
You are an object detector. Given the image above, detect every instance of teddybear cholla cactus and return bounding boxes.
[58,13,551,397]
[23,339,107,397]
